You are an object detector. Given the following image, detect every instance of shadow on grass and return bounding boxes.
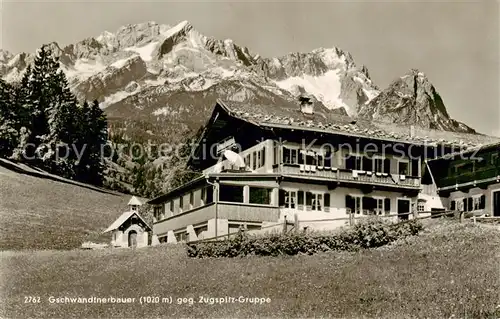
[0,158,119,196]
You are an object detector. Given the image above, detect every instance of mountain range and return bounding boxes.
[0,19,477,143]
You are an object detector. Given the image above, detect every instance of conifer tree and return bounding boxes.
[0,79,17,157]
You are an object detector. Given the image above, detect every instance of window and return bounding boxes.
[450,200,456,211]
[273,145,279,165]
[169,201,174,213]
[245,154,250,167]
[189,192,194,208]
[354,196,361,214]
[175,231,188,243]
[346,195,362,215]
[398,161,409,175]
[417,201,425,212]
[305,152,317,166]
[279,190,298,209]
[374,157,384,173]
[219,184,244,203]
[252,152,257,170]
[456,163,473,175]
[362,157,373,172]
[179,197,184,212]
[345,155,362,170]
[362,197,376,215]
[479,195,486,209]
[261,148,266,167]
[467,197,473,212]
[154,205,165,220]
[249,187,272,205]
[312,194,323,211]
[473,196,481,210]
[384,158,391,174]
[375,198,384,215]
[201,186,213,205]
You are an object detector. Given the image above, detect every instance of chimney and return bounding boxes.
[299,95,314,115]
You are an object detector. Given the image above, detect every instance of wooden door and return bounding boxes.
[128,231,137,248]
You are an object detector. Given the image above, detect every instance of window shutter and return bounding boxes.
[345,156,354,170]
[467,197,473,212]
[463,198,467,212]
[384,198,391,213]
[479,195,486,209]
[345,195,354,210]
[298,191,304,205]
[384,158,391,174]
[411,159,420,177]
[324,193,330,207]
[450,200,456,211]
[325,151,332,168]
[306,192,313,206]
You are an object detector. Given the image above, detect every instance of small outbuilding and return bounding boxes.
[103,196,152,248]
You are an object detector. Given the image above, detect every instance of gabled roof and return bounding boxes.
[103,211,152,233]
[427,141,500,163]
[216,99,500,149]
[127,196,143,206]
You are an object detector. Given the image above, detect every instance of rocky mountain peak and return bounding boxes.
[0,20,478,135]
[358,68,473,133]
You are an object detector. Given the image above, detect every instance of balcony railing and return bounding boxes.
[153,202,280,236]
[274,164,421,188]
[438,167,500,188]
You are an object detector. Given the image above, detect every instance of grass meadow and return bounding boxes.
[0,159,129,250]
[1,220,499,319]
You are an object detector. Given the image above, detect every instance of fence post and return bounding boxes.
[460,211,465,223]
[473,216,476,224]
[294,213,299,233]
[283,215,287,234]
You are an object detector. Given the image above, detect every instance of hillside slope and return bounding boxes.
[0,159,131,250]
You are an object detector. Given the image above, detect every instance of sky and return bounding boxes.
[1,0,499,137]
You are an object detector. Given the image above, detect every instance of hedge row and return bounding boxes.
[186,218,423,258]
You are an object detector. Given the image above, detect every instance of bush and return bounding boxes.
[187,218,424,258]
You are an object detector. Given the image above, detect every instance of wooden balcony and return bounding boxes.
[274,164,421,189]
[438,167,500,189]
[153,202,280,236]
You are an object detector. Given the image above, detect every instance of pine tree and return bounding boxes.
[0,79,17,157]
[78,100,108,185]
[14,46,58,165]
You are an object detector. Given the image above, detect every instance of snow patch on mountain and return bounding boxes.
[161,20,190,38]
[101,86,140,109]
[65,59,106,80]
[274,70,348,111]
[125,42,158,62]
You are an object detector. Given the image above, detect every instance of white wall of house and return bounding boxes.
[278,181,417,231]
[448,182,500,216]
